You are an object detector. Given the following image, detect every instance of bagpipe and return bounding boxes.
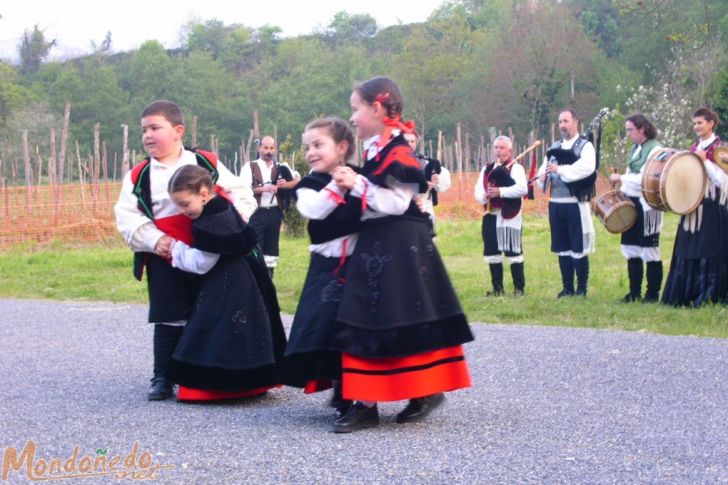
[485,141,542,218]
[544,108,609,201]
[421,155,442,205]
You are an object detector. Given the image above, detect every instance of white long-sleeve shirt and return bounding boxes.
[349,135,420,220]
[170,240,219,274]
[474,161,528,205]
[114,149,256,253]
[620,144,662,198]
[295,180,358,257]
[537,135,596,202]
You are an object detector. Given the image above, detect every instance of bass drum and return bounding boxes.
[592,190,637,234]
[641,148,706,214]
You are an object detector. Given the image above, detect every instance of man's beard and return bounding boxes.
[262,153,274,161]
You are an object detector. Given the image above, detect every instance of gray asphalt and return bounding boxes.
[1,299,726,484]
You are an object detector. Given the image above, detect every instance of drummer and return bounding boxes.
[662,107,727,307]
[609,114,664,302]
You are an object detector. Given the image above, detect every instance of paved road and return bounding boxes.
[1,299,726,484]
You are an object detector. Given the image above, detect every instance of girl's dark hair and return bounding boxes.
[626,113,658,140]
[693,107,720,127]
[142,99,185,127]
[168,165,213,194]
[305,117,356,162]
[354,76,404,118]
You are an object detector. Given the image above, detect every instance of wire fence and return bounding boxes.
[0,174,613,249]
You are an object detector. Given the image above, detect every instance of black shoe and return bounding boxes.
[486,289,504,297]
[334,401,353,419]
[621,292,640,303]
[396,393,446,424]
[514,288,525,297]
[642,294,659,303]
[329,382,352,418]
[557,289,575,299]
[332,402,379,433]
[148,377,173,401]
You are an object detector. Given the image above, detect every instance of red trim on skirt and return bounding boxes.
[341,346,471,402]
[303,380,333,394]
[177,385,279,402]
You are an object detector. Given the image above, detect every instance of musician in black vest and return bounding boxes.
[475,135,528,295]
[240,136,300,277]
[537,109,597,298]
[403,131,451,237]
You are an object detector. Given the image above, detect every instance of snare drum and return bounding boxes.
[593,190,637,234]
[641,148,706,214]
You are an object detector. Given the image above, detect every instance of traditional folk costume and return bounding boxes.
[167,195,287,400]
[334,132,473,404]
[537,135,597,297]
[114,148,257,399]
[662,135,728,306]
[240,159,295,274]
[474,158,528,295]
[283,170,362,394]
[414,153,451,237]
[619,139,664,302]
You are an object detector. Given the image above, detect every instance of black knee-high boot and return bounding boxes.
[153,324,184,379]
[487,263,504,296]
[623,258,643,302]
[574,256,589,296]
[510,262,525,295]
[557,256,575,298]
[644,261,663,302]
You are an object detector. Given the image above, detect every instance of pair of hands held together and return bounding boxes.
[331,166,438,213]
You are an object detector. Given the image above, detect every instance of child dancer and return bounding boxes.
[166,164,287,400]
[331,76,474,432]
[114,99,257,401]
[283,117,362,417]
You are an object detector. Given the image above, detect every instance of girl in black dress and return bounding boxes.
[330,77,474,433]
[283,117,362,418]
[166,164,287,401]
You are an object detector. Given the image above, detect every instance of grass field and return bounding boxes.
[1,213,726,338]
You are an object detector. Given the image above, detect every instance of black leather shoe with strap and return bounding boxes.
[148,377,174,401]
[395,393,446,424]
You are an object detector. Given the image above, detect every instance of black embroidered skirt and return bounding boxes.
[168,255,286,391]
[662,198,728,306]
[283,253,346,387]
[334,215,473,358]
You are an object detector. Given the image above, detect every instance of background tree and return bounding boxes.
[18,25,56,77]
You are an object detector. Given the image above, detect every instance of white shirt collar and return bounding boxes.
[699,134,717,151]
[150,148,191,168]
[362,130,402,161]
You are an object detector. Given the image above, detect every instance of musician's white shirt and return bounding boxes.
[474,161,528,205]
[537,135,596,203]
[620,144,662,198]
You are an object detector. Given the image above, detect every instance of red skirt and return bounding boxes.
[177,385,279,402]
[341,345,471,402]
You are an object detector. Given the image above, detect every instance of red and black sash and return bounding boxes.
[130,148,220,281]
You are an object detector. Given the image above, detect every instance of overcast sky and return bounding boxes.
[0,0,445,61]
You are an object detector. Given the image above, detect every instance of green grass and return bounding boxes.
[1,214,727,338]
